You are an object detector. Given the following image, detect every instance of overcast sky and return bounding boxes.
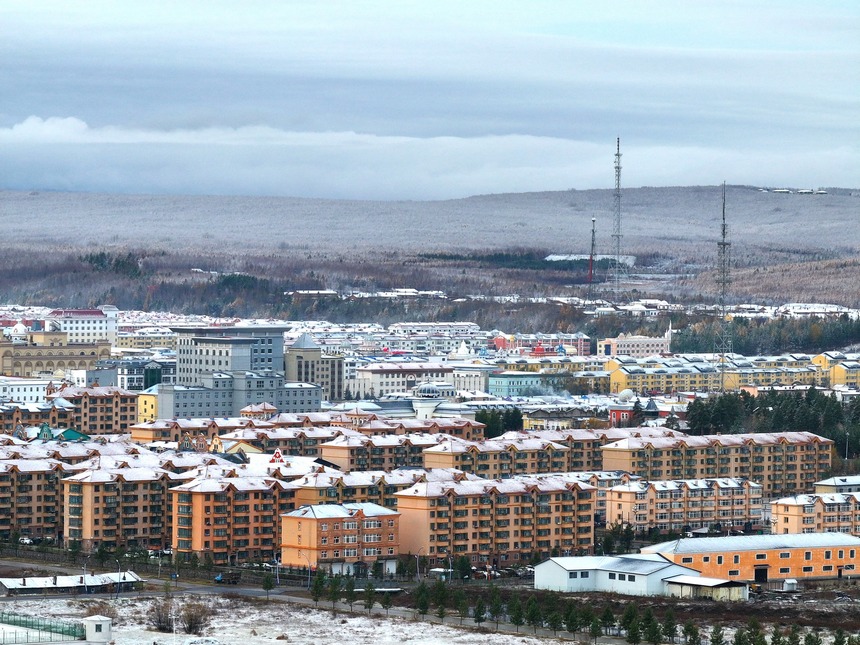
[1,1,857,200]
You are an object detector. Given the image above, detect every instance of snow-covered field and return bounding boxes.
[4,596,564,645]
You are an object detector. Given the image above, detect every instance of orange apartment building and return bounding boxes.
[282,467,480,510]
[130,417,279,444]
[0,459,67,543]
[170,476,293,565]
[601,432,833,497]
[320,433,447,472]
[771,493,860,535]
[0,402,74,435]
[422,436,572,478]
[643,533,860,583]
[608,477,764,535]
[395,476,597,567]
[63,468,181,552]
[217,425,346,457]
[47,385,138,435]
[280,502,400,575]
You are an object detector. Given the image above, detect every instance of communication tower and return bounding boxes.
[587,217,597,301]
[611,138,625,292]
[715,182,733,392]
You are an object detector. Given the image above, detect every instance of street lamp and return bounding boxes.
[83,555,91,595]
[415,547,424,582]
[299,550,312,589]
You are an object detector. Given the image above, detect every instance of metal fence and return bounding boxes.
[0,612,84,643]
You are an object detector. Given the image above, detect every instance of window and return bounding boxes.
[733,555,740,564]
[682,557,693,564]
[569,571,578,579]
[618,574,626,581]
[805,551,812,561]
[717,556,723,565]
[755,553,767,560]
[728,570,739,576]
[628,575,635,582]
[608,573,616,579]
[825,550,832,560]
[703,556,710,563]
[779,567,790,574]
[802,566,813,573]
[779,552,790,559]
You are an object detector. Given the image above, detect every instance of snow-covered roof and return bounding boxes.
[645,533,860,555]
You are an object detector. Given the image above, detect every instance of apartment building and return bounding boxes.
[284,334,344,402]
[47,385,138,435]
[0,459,66,543]
[601,432,833,497]
[422,436,571,478]
[216,425,346,457]
[170,476,293,565]
[0,400,74,435]
[280,502,400,575]
[815,475,860,494]
[395,476,597,566]
[63,467,180,552]
[282,468,478,510]
[320,433,448,472]
[115,327,177,351]
[642,533,860,583]
[608,477,764,535]
[771,493,860,535]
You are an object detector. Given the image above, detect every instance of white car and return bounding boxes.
[18,537,33,545]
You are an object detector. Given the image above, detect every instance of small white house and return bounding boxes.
[535,554,699,596]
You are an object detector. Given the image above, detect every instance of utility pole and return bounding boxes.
[715,182,732,393]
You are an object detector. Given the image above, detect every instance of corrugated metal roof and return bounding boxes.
[645,533,860,554]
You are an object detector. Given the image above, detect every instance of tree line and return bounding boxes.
[686,388,860,459]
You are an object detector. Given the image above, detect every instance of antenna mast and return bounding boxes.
[587,217,596,300]
[715,182,733,393]
[611,138,624,293]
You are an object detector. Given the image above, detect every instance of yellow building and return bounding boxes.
[395,475,597,566]
[601,432,833,497]
[608,477,764,535]
[280,502,400,575]
[771,493,860,535]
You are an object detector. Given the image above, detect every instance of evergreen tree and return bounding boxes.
[621,603,639,633]
[415,580,429,617]
[833,629,847,645]
[310,571,326,605]
[787,625,802,645]
[454,589,468,624]
[591,617,604,643]
[473,598,486,626]
[565,602,581,635]
[662,609,677,643]
[710,625,725,645]
[436,602,447,622]
[627,620,642,645]
[770,627,785,645]
[683,622,701,645]
[343,576,357,610]
[747,619,767,645]
[488,585,504,626]
[381,592,392,615]
[509,595,524,632]
[261,573,274,601]
[430,579,449,609]
[526,595,543,633]
[645,619,663,645]
[804,631,822,645]
[601,605,616,635]
[547,611,563,635]
[363,582,376,613]
[327,575,342,610]
[734,628,750,645]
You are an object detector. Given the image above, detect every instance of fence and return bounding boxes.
[0,612,84,643]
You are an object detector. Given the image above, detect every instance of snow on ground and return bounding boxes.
[4,596,564,645]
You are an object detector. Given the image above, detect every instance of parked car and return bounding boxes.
[18,537,33,545]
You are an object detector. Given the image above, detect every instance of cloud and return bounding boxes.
[0,117,855,200]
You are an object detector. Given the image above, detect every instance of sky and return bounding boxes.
[1,1,858,200]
